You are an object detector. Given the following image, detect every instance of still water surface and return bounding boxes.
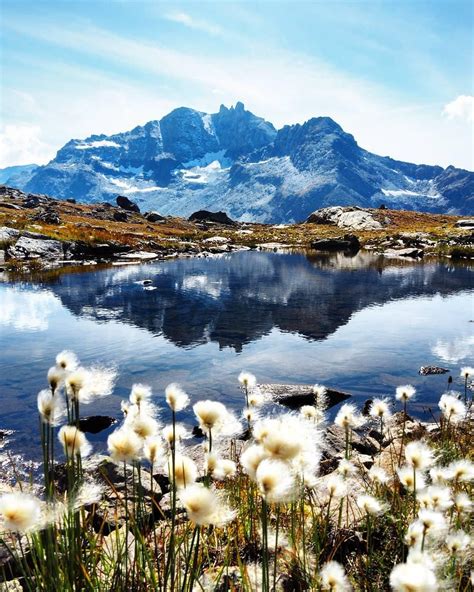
[0,250,472,464]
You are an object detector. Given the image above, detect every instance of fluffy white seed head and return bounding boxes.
[448,459,474,482]
[179,484,235,526]
[320,560,351,591]
[162,423,189,446]
[395,385,416,403]
[143,436,165,465]
[369,398,391,419]
[404,521,425,548]
[240,444,267,479]
[438,393,466,424]
[65,366,116,404]
[334,403,365,429]
[165,383,189,412]
[247,390,264,407]
[243,407,260,424]
[212,458,237,481]
[337,459,357,479]
[238,371,257,389]
[356,494,385,516]
[55,350,79,372]
[454,492,472,514]
[255,459,296,503]
[107,428,143,463]
[445,531,471,555]
[0,493,42,533]
[37,389,66,426]
[460,366,474,379]
[417,509,447,538]
[130,383,152,406]
[389,561,438,592]
[300,405,318,421]
[419,486,452,512]
[397,466,426,492]
[325,474,348,498]
[193,400,227,431]
[58,425,91,458]
[125,413,159,440]
[368,465,389,485]
[312,384,328,411]
[47,366,64,394]
[167,455,198,489]
[404,441,435,471]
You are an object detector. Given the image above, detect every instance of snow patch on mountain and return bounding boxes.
[76,140,121,150]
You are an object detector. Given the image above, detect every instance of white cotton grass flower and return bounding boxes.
[324,474,348,498]
[369,397,391,420]
[73,480,104,509]
[404,441,435,471]
[37,389,66,426]
[417,509,447,539]
[356,494,385,516]
[240,444,267,479]
[212,458,237,481]
[320,560,352,591]
[454,492,472,514]
[193,400,227,432]
[125,413,160,440]
[165,383,189,412]
[390,561,438,592]
[238,371,257,390]
[179,484,235,526]
[429,467,449,485]
[65,366,116,404]
[55,350,79,372]
[0,493,42,533]
[247,390,264,408]
[368,465,389,485]
[255,459,297,503]
[446,531,471,555]
[397,466,426,492]
[300,405,318,421]
[58,425,92,458]
[419,486,452,512]
[47,366,64,394]
[460,366,474,379]
[447,459,474,482]
[107,428,143,464]
[143,436,165,465]
[243,407,260,424]
[337,459,356,479]
[130,383,152,407]
[167,455,198,489]
[395,385,416,403]
[438,393,466,423]
[162,423,189,446]
[334,403,365,429]
[313,384,328,410]
[404,521,425,548]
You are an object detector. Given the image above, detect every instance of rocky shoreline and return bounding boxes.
[1,186,473,274]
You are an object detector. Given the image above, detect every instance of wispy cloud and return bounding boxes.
[164,11,224,37]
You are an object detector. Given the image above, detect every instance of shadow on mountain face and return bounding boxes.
[35,251,472,352]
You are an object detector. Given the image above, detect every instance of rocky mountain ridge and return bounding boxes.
[3,102,473,221]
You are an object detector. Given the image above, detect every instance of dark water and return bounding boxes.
[0,250,473,464]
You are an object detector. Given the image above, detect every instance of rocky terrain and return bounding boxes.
[0,186,472,273]
[2,102,473,222]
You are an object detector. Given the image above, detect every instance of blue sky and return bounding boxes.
[1,0,473,169]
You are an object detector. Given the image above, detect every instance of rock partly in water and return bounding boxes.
[306,206,387,231]
[419,366,450,376]
[7,236,67,260]
[258,383,351,409]
[311,234,360,253]
[384,247,424,258]
[78,416,118,434]
[189,210,236,226]
[116,195,140,213]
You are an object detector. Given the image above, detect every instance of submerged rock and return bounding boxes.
[258,383,350,409]
[78,416,117,434]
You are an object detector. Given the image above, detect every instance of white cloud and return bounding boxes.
[0,124,53,167]
[164,11,224,36]
[432,335,474,364]
[0,289,60,331]
[442,95,474,123]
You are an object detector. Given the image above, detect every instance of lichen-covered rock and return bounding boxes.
[306,206,387,230]
[7,236,67,260]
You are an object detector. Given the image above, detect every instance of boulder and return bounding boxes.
[419,366,449,376]
[454,219,474,228]
[145,211,165,223]
[32,208,60,225]
[306,206,387,230]
[0,227,20,243]
[257,383,351,409]
[116,195,140,213]
[188,210,235,226]
[7,236,66,260]
[384,247,424,258]
[69,241,131,260]
[113,210,128,222]
[311,234,360,252]
[78,416,117,434]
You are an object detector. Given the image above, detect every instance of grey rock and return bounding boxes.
[145,211,165,222]
[384,247,424,258]
[113,210,128,222]
[306,206,386,230]
[116,195,140,213]
[0,227,20,242]
[0,203,22,211]
[7,236,66,260]
[258,383,350,409]
[32,208,60,224]
[455,219,474,228]
[419,366,449,375]
[311,234,360,252]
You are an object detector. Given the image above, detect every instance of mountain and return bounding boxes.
[8,103,473,222]
[0,164,38,186]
